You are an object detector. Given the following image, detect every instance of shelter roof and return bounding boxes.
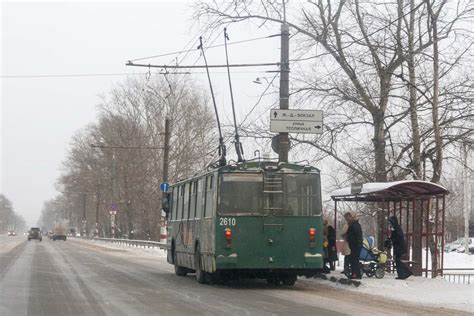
[330,180,448,202]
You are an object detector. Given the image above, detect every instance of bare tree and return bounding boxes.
[50,75,215,240]
[195,1,473,265]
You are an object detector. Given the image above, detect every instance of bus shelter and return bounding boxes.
[330,180,449,277]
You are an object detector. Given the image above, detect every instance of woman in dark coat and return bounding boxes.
[388,216,412,280]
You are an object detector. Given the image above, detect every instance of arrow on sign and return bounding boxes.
[315,125,322,129]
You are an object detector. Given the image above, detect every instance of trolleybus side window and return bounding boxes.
[196,179,203,219]
[204,175,214,218]
[218,173,263,215]
[283,174,321,216]
[172,187,178,220]
[183,183,190,220]
[178,184,184,220]
[190,181,197,219]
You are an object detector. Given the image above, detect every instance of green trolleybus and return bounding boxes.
[165,161,324,285]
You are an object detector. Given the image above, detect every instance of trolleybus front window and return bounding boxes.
[218,173,263,215]
[282,174,321,216]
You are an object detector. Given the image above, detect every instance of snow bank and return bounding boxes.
[326,273,473,312]
[364,274,472,312]
[313,253,474,313]
[442,252,473,269]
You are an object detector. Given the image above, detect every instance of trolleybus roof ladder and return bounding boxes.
[263,172,284,212]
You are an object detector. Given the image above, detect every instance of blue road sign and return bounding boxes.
[160,182,170,192]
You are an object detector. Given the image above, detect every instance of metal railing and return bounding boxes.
[442,268,474,285]
[75,236,166,250]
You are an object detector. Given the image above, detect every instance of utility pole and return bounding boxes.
[82,193,87,236]
[162,117,170,194]
[462,142,471,254]
[278,21,290,163]
[161,117,171,243]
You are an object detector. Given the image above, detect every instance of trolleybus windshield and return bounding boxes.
[218,172,321,216]
[282,173,321,216]
[218,173,263,215]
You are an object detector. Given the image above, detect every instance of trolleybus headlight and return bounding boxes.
[225,228,232,248]
[309,228,316,247]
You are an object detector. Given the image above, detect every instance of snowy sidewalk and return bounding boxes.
[308,253,473,313]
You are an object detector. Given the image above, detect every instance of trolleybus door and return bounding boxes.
[262,172,286,265]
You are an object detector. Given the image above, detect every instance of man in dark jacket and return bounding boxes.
[389,216,412,280]
[344,212,363,279]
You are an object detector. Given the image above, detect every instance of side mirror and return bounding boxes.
[162,193,171,214]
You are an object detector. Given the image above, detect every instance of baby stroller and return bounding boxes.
[359,236,387,279]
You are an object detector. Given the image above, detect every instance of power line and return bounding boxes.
[126,61,280,69]
[240,72,279,126]
[205,72,280,166]
[0,73,149,78]
[90,144,164,150]
[128,34,280,63]
[0,70,273,79]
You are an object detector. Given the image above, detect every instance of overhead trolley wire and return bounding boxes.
[127,34,281,63]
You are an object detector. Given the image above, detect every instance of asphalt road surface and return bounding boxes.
[0,236,463,316]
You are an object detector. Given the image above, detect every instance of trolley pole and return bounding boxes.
[161,117,171,243]
[111,149,116,239]
[95,182,100,237]
[278,22,290,163]
[82,193,87,236]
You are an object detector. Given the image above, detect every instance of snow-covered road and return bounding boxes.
[0,236,470,315]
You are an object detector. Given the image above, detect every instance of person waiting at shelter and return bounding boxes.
[322,225,330,274]
[340,222,351,274]
[344,212,363,279]
[388,216,412,280]
[323,219,337,271]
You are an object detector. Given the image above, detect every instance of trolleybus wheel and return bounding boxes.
[266,276,281,286]
[173,250,187,277]
[195,246,208,284]
[281,274,297,286]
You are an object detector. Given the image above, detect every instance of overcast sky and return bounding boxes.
[1,1,284,226]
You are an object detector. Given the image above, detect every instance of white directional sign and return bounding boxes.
[270,109,323,134]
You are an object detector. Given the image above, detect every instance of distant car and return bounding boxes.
[28,227,42,241]
[7,231,17,236]
[52,222,67,241]
[444,238,465,252]
[456,238,473,253]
